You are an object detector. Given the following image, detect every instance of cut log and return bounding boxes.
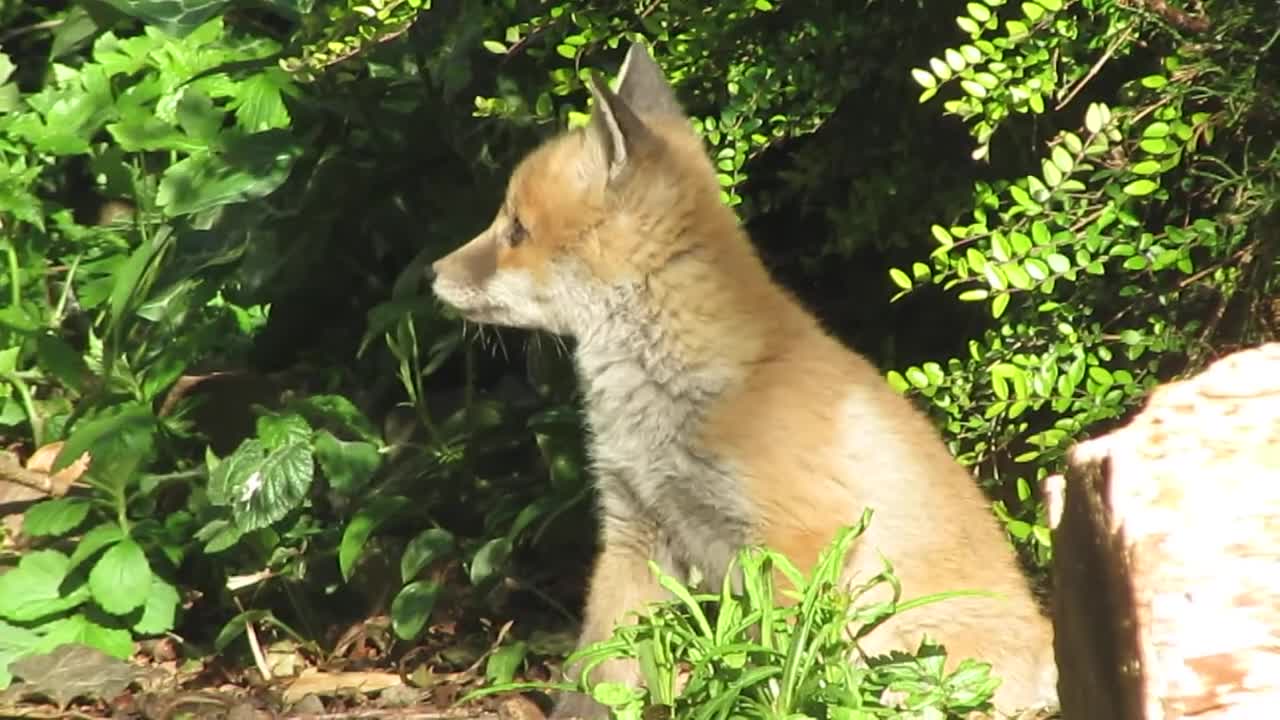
[1046,343,1280,720]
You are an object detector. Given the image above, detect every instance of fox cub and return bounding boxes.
[431,42,1057,718]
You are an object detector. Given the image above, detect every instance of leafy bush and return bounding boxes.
[468,515,1002,720]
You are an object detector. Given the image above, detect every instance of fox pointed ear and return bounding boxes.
[615,41,684,119]
[584,70,651,183]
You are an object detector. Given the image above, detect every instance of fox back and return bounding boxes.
[431,42,1057,718]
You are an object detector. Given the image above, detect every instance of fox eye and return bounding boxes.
[509,215,527,247]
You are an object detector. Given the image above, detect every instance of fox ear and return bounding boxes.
[581,41,681,184]
[615,41,683,119]
[584,70,650,183]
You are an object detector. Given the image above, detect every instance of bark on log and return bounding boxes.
[1046,343,1280,720]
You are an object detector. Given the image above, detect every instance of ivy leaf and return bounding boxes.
[88,538,152,616]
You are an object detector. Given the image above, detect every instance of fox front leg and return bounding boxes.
[551,519,674,720]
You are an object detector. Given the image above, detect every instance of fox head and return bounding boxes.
[429,42,742,337]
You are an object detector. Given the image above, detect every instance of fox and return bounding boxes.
[429,41,1058,719]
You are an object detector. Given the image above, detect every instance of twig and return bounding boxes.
[1056,26,1134,111]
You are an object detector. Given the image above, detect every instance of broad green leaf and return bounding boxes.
[0,551,89,621]
[469,537,512,586]
[229,70,294,132]
[132,577,180,634]
[67,524,126,574]
[55,404,156,488]
[98,1,232,36]
[89,538,152,616]
[485,641,528,685]
[257,413,312,449]
[31,616,133,660]
[157,130,301,216]
[390,580,441,640]
[22,498,91,537]
[338,495,411,581]
[315,432,380,496]
[888,268,912,290]
[207,438,314,531]
[401,528,457,583]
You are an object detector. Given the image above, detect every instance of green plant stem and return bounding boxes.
[3,239,19,309]
[52,253,82,325]
[2,371,40,447]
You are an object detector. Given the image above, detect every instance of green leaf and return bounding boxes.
[157,130,301,217]
[257,413,312,449]
[56,404,156,487]
[1123,180,1159,196]
[905,367,930,389]
[390,580,440,640]
[0,550,89,622]
[67,524,127,574]
[98,0,232,35]
[34,333,91,395]
[888,268,912,290]
[22,498,92,537]
[207,438,314,531]
[1131,160,1162,175]
[991,293,1010,319]
[910,68,936,89]
[930,224,953,245]
[229,70,294,132]
[1050,146,1073,173]
[469,537,512,586]
[958,288,990,301]
[485,641,528,685]
[483,40,507,54]
[401,528,457,583]
[1085,103,1105,133]
[133,577,180,634]
[339,495,411,581]
[315,432,380,496]
[886,371,910,393]
[89,538,152,616]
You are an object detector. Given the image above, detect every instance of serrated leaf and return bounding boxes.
[0,550,89,622]
[315,432,380,496]
[133,577,180,635]
[157,130,301,217]
[89,538,151,616]
[23,498,92,537]
[207,438,314,531]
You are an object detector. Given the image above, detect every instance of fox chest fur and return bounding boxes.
[572,282,752,588]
